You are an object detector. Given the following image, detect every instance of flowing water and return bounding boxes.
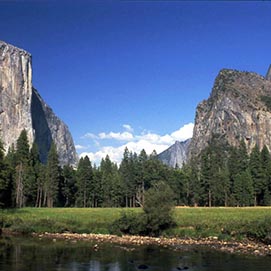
[0,236,271,271]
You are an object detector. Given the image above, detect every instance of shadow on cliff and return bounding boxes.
[31,88,53,163]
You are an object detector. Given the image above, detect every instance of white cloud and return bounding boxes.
[78,122,194,165]
[170,123,194,142]
[137,133,173,145]
[98,131,134,141]
[80,146,124,165]
[81,133,97,139]
[75,144,88,150]
[123,124,134,132]
[80,140,169,166]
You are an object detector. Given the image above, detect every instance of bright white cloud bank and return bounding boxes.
[78,123,194,165]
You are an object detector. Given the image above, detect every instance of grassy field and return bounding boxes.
[1,207,271,241]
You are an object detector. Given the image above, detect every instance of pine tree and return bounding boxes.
[250,145,265,205]
[75,156,93,207]
[135,149,148,207]
[100,155,121,207]
[0,139,10,207]
[188,157,203,206]
[45,143,59,207]
[61,165,76,207]
[233,170,254,206]
[119,147,136,207]
[200,135,230,206]
[166,166,187,206]
[179,163,194,206]
[25,143,41,206]
[92,165,102,207]
[4,145,16,207]
[14,129,30,208]
[229,141,249,206]
[217,166,231,207]
[35,163,46,207]
[143,151,168,189]
[261,145,271,205]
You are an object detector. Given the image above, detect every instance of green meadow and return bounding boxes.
[1,207,271,241]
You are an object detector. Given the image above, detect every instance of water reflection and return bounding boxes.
[0,236,271,271]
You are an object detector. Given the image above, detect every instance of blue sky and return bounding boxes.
[1,0,271,164]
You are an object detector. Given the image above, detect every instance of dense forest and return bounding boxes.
[1,130,271,208]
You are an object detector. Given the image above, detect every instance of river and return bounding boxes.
[0,236,271,270]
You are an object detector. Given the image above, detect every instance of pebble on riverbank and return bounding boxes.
[29,231,271,257]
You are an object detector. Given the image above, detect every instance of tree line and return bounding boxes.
[1,130,271,208]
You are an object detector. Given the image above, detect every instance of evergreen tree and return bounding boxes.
[143,152,168,189]
[233,170,254,206]
[92,165,103,207]
[261,145,271,205]
[200,147,214,206]
[200,135,230,206]
[45,143,59,207]
[135,149,149,207]
[35,163,46,207]
[61,165,76,207]
[166,166,186,206]
[250,145,265,205]
[119,147,136,207]
[229,141,249,206]
[179,163,194,206]
[25,143,41,206]
[0,139,10,207]
[188,157,203,206]
[75,156,93,207]
[4,145,16,207]
[217,166,231,206]
[14,129,30,208]
[100,155,121,207]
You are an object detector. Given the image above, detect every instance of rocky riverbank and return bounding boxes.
[29,231,271,257]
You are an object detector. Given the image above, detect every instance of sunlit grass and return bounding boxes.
[2,207,271,239]
[1,207,141,234]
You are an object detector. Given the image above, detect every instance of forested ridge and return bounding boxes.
[1,130,271,208]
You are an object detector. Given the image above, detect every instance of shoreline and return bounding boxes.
[25,231,271,257]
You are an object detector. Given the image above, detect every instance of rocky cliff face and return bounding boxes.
[158,139,191,168]
[0,41,78,166]
[188,68,271,159]
[0,41,34,150]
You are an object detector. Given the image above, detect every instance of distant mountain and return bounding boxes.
[158,139,191,168]
[0,40,78,166]
[188,67,271,159]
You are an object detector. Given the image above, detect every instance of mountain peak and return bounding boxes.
[0,40,31,57]
[0,41,78,166]
[158,139,191,168]
[188,67,271,160]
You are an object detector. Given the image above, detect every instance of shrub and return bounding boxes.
[10,220,34,234]
[110,211,147,236]
[143,181,176,236]
[246,216,271,244]
[111,181,176,237]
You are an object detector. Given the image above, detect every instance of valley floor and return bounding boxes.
[2,207,271,256]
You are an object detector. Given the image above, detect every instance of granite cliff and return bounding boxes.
[158,139,190,168]
[188,67,271,159]
[0,41,78,166]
